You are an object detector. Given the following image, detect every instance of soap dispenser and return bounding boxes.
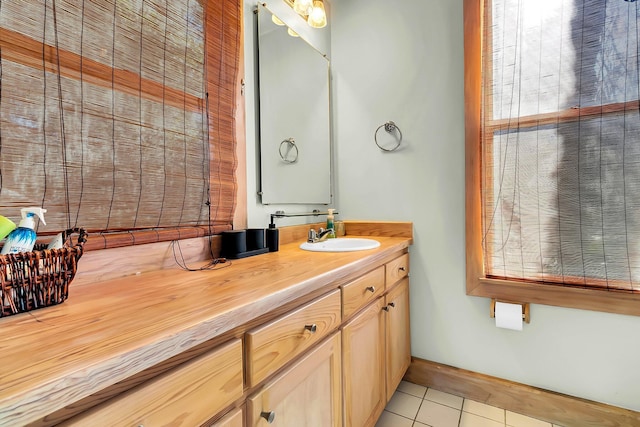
[266,223,279,252]
[1,207,47,254]
[326,209,336,238]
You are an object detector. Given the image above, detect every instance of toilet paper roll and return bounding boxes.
[495,301,523,331]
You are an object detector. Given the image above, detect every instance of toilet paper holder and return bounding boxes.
[490,299,530,324]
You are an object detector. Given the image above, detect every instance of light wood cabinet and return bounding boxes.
[385,277,411,401]
[62,339,243,426]
[342,253,411,426]
[246,252,410,427]
[59,255,409,427]
[0,222,412,426]
[247,332,342,427]
[342,297,387,427]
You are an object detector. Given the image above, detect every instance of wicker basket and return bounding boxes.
[0,228,87,317]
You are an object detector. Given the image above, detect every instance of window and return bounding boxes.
[465,0,640,315]
[0,0,241,250]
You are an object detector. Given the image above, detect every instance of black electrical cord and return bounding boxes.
[170,240,230,272]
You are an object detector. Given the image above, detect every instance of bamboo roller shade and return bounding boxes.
[480,0,640,291]
[0,0,240,251]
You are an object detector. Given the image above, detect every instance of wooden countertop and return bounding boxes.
[0,232,411,425]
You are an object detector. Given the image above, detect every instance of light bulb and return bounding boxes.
[287,27,300,37]
[271,14,285,26]
[307,0,327,28]
[293,0,313,16]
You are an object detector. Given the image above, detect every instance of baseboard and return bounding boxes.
[404,357,640,427]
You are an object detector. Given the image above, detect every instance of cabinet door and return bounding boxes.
[342,297,386,427]
[385,278,411,401]
[247,332,342,427]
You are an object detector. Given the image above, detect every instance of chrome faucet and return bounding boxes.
[307,227,335,243]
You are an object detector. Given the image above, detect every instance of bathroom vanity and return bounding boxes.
[0,221,411,426]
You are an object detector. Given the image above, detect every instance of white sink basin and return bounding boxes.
[299,238,380,252]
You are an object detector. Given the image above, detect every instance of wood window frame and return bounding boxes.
[464,0,640,316]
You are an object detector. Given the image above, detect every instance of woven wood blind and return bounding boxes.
[0,0,239,251]
[482,0,640,291]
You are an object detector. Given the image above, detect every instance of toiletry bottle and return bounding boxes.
[326,209,336,238]
[0,215,17,241]
[266,223,279,252]
[47,230,66,250]
[1,207,47,254]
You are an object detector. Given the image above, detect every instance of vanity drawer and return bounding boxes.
[246,289,341,387]
[386,253,409,286]
[212,406,244,427]
[62,339,243,426]
[342,266,385,319]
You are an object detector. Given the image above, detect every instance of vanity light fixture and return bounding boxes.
[293,0,313,15]
[287,27,300,37]
[284,0,327,29]
[307,0,327,28]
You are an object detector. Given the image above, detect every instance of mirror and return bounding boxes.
[256,4,331,204]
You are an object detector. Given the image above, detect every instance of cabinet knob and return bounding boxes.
[261,411,276,423]
[366,286,376,293]
[399,266,406,272]
[305,324,317,333]
[388,302,396,308]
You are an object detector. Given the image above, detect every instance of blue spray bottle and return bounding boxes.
[1,208,47,254]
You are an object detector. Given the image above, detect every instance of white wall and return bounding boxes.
[330,0,640,413]
[243,0,333,229]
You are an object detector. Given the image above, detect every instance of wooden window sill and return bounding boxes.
[467,277,640,317]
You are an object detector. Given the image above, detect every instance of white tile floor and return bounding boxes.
[376,381,565,427]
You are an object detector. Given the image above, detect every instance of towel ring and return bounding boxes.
[279,137,299,163]
[375,121,402,152]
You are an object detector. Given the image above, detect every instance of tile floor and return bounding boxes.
[375,381,564,427]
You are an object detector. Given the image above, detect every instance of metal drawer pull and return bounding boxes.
[305,324,318,333]
[261,411,276,423]
[366,286,376,293]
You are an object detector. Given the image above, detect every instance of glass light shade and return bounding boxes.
[287,27,300,37]
[307,0,327,28]
[293,0,313,16]
[271,14,285,26]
